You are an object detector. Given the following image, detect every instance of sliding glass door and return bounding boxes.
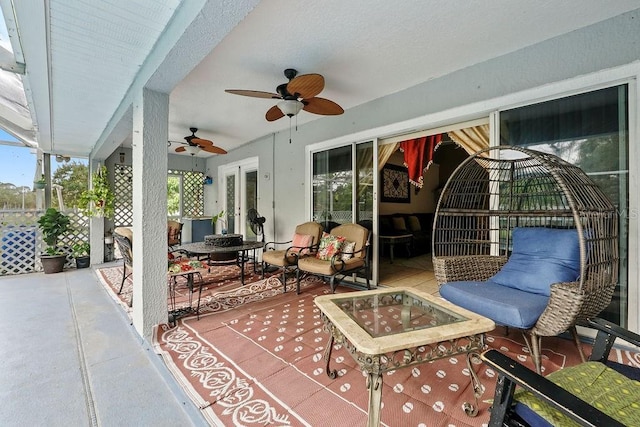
[312,142,374,226]
[500,84,629,326]
[311,140,375,281]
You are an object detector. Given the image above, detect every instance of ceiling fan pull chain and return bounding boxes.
[289,117,292,144]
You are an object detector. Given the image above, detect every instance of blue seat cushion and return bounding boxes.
[440,280,549,329]
[489,227,580,297]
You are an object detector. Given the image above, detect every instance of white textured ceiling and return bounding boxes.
[10,0,640,158]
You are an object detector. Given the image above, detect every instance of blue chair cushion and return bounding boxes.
[440,280,549,329]
[489,227,580,297]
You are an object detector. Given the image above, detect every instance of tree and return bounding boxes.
[52,162,88,209]
[167,176,180,216]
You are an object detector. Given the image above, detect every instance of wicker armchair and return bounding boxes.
[432,146,618,373]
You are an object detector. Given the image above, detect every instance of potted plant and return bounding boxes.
[79,165,114,218]
[34,175,46,190]
[72,242,90,269]
[211,210,226,234]
[37,207,70,273]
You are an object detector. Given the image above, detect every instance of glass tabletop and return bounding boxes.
[330,290,468,338]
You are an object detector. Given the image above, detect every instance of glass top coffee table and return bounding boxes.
[314,286,495,427]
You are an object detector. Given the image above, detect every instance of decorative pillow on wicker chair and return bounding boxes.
[392,217,408,232]
[291,233,314,255]
[341,241,356,261]
[489,227,580,296]
[316,232,345,261]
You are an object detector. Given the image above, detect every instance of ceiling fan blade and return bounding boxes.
[175,146,186,153]
[303,97,344,115]
[287,73,324,99]
[192,137,213,146]
[225,89,281,99]
[265,105,285,122]
[201,145,227,155]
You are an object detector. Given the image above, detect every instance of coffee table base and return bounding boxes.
[322,315,486,426]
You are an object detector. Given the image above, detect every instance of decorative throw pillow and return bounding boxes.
[291,233,314,255]
[489,227,580,296]
[341,241,356,261]
[407,215,421,232]
[316,232,345,261]
[392,217,408,232]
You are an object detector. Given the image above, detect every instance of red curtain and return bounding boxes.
[399,134,442,188]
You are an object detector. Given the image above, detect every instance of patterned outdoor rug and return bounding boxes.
[96,263,274,316]
[149,277,640,427]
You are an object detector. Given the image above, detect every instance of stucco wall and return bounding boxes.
[206,9,640,242]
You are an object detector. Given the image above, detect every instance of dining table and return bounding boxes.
[176,240,264,286]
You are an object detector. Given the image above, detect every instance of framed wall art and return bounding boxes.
[381,164,410,203]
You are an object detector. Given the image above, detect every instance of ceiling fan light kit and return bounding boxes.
[225,68,344,123]
[183,145,200,155]
[277,99,304,117]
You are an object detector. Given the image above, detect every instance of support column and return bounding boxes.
[131,87,169,339]
[88,160,105,266]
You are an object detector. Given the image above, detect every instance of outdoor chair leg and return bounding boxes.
[118,263,128,294]
[570,326,587,363]
[282,268,287,293]
[296,269,302,294]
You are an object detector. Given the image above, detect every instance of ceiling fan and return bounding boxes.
[170,128,227,155]
[225,68,344,122]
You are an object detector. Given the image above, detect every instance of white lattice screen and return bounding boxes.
[1,167,203,276]
[114,165,133,227]
[0,209,89,275]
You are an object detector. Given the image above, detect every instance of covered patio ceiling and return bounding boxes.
[4,0,640,160]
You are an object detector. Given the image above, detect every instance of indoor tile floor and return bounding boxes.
[377,253,439,295]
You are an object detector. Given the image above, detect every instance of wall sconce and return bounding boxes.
[119,152,125,163]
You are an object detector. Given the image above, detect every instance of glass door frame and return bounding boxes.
[306,139,380,284]
[218,157,259,237]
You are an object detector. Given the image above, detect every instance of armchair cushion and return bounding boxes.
[514,361,640,426]
[489,227,581,296]
[316,232,345,261]
[391,216,408,232]
[407,215,421,232]
[439,280,549,329]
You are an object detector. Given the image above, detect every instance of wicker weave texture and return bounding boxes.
[433,145,619,340]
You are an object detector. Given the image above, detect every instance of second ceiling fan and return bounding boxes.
[171,128,227,155]
[225,68,344,122]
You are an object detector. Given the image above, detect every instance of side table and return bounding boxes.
[379,234,412,263]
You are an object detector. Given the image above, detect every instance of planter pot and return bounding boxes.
[75,256,90,269]
[41,254,66,274]
[34,181,46,190]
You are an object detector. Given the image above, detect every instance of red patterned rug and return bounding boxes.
[97,268,640,426]
[148,278,640,427]
[96,263,273,316]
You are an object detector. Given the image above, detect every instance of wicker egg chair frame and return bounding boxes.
[432,145,619,372]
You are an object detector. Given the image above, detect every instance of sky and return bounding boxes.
[0,129,87,189]
[0,130,36,188]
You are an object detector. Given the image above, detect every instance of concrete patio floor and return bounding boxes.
[0,263,207,426]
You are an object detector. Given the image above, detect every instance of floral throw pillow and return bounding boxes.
[316,232,345,261]
[341,241,356,261]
